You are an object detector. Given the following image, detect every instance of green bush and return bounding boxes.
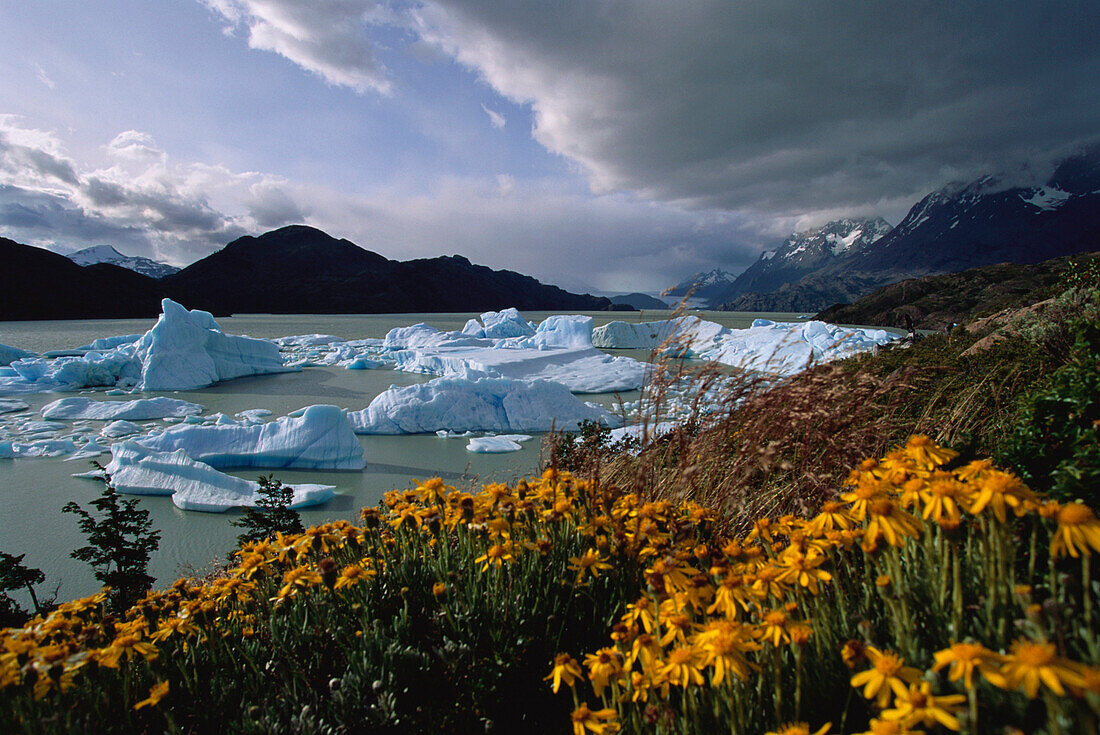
[1002,318,1100,505]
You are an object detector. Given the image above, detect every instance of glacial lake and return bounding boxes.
[0,310,804,603]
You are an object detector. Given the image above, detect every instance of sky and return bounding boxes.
[1,1,1098,293]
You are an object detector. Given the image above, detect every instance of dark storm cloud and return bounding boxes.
[419,0,1100,216]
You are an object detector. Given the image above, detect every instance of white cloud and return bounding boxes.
[480,103,505,129]
[33,64,55,90]
[201,0,392,94]
[0,117,302,264]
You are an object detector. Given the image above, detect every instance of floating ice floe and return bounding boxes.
[65,438,107,461]
[384,311,648,393]
[593,316,895,376]
[41,396,204,420]
[0,343,36,366]
[0,399,28,414]
[97,441,335,512]
[466,434,533,453]
[102,420,143,438]
[136,404,365,470]
[348,377,617,434]
[0,438,76,458]
[0,299,296,396]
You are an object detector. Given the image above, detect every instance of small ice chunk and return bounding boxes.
[0,343,36,366]
[66,437,107,461]
[102,420,143,438]
[19,420,66,435]
[466,434,533,453]
[346,357,383,370]
[2,438,77,458]
[0,399,28,414]
[41,396,204,420]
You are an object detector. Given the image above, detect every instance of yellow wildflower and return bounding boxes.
[544,653,583,693]
[996,639,1084,698]
[765,722,831,735]
[570,702,619,735]
[568,549,613,585]
[850,647,922,707]
[931,641,1001,689]
[1050,502,1100,558]
[583,648,624,697]
[659,644,707,688]
[882,681,965,731]
[133,680,170,710]
[474,542,515,572]
[902,435,957,470]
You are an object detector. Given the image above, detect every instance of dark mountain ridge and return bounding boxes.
[0,237,165,320]
[2,225,612,320]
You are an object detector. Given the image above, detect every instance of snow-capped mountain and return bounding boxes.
[67,245,180,279]
[660,268,739,307]
[720,146,1100,312]
[712,218,892,308]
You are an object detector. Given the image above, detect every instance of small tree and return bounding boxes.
[233,475,304,546]
[0,551,46,627]
[63,468,161,612]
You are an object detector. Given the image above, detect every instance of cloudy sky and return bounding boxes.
[1,2,1098,292]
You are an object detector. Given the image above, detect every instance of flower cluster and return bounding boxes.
[2,436,1098,733]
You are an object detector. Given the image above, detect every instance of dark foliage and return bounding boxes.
[62,469,161,612]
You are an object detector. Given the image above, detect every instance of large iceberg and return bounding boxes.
[41,396,204,420]
[348,377,617,434]
[100,441,335,512]
[0,343,35,366]
[0,299,296,395]
[383,312,648,394]
[133,299,294,390]
[593,317,894,376]
[136,404,365,470]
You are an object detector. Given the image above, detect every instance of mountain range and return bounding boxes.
[66,245,180,279]
[1,225,612,320]
[666,147,1100,312]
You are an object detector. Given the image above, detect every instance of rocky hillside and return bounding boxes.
[815,250,1100,331]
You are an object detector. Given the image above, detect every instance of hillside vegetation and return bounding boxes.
[816,251,1100,332]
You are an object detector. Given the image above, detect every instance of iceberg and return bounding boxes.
[134,299,295,390]
[593,316,894,376]
[0,299,297,395]
[101,441,335,512]
[136,404,365,470]
[480,308,536,339]
[0,343,35,366]
[466,434,533,453]
[41,396,204,421]
[380,309,649,393]
[348,377,617,434]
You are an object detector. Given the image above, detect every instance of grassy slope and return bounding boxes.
[815,250,1100,331]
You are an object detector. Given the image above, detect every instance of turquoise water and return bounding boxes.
[0,310,802,602]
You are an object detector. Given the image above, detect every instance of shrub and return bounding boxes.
[1003,319,1100,505]
[232,475,305,547]
[62,469,161,613]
